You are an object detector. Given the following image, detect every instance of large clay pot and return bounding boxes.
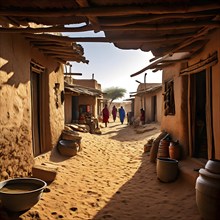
[156,158,179,182]
[169,141,180,160]
[195,159,220,220]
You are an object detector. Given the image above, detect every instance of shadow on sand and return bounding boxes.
[91,152,198,220]
[102,122,160,142]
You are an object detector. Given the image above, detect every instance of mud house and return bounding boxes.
[132,83,162,123]
[64,77,103,124]
[158,31,220,160]
[0,31,87,180]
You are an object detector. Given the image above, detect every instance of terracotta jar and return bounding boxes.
[169,141,180,160]
[195,159,220,220]
[157,139,170,158]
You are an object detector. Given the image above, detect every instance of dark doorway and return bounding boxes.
[151,95,157,121]
[72,96,79,123]
[194,70,208,159]
[30,71,41,156]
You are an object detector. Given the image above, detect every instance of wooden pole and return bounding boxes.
[0,3,219,17]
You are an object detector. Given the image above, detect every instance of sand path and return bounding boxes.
[4,120,201,220]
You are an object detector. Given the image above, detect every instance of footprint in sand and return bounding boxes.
[70,207,78,212]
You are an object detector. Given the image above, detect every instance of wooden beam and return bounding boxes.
[0,3,219,17]
[75,0,100,32]
[131,54,171,77]
[100,20,220,31]
[31,44,80,52]
[170,26,216,54]
[24,32,196,43]
[64,73,82,76]
[0,24,94,33]
[100,12,219,26]
[1,20,219,33]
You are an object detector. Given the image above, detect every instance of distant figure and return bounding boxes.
[119,106,125,124]
[140,108,145,125]
[102,104,109,127]
[112,105,117,122]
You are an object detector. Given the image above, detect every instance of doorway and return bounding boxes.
[30,61,45,157]
[30,71,41,156]
[151,95,157,122]
[192,70,208,159]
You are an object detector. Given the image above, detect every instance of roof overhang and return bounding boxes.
[131,52,191,77]
[64,81,103,97]
[1,1,220,65]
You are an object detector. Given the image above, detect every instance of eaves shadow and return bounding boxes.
[102,125,161,142]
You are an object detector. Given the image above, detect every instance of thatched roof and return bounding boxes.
[1,1,219,65]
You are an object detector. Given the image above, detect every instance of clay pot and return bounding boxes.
[156,158,179,182]
[61,130,82,148]
[195,159,220,220]
[57,140,79,157]
[169,141,180,160]
[0,178,47,212]
[157,139,170,158]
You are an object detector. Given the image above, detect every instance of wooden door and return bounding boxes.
[30,71,41,156]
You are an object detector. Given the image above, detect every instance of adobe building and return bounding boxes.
[133,83,162,123]
[64,76,103,124]
[158,29,220,160]
[0,31,87,180]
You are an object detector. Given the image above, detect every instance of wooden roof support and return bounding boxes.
[1,21,219,33]
[76,0,100,32]
[0,3,219,17]
[100,21,220,31]
[100,12,219,26]
[24,32,197,43]
[170,26,216,55]
[33,46,80,53]
[0,24,94,33]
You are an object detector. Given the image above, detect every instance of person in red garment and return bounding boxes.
[112,105,117,122]
[102,104,109,127]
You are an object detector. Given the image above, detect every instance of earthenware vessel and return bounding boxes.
[0,177,47,212]
[195,159,220,220]
[156,158,179,182]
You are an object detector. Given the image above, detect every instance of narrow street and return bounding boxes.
[9,121,200,220]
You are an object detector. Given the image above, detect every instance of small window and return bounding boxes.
[164,80,175,116]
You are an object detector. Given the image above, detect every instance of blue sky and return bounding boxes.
[64,30,162,100]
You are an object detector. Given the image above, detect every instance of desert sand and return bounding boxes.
[1,119,201,220]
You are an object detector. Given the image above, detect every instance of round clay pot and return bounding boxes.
[156,158,179,182]
[0,178,47,212]
[57,140,79,157]
[195,160,220,220]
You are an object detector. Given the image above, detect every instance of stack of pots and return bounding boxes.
[156,135,179,182]
[195,159,220,220]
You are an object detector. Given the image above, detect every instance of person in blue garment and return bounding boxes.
[118,106,125,124]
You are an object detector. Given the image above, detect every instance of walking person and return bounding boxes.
[119,106,125,124]
[112,105,117,122]
[102,104,109,127]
